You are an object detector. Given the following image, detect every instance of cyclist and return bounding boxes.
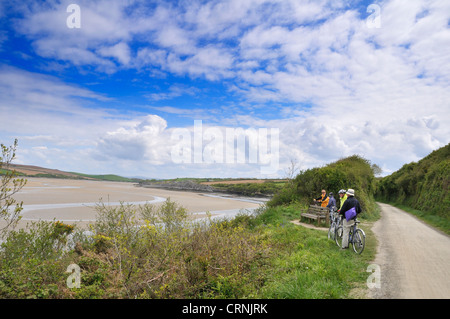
[338,189,347,210]
[327,192,337,211]
[339,189,361,250]
[313,189,329,207]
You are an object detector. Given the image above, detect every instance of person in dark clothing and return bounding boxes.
[327,192,337,211]
[339,189,361,249]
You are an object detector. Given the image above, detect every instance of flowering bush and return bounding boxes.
[52,221,74,239]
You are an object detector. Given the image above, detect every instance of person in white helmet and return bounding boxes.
[339,189,361,249]
[337,189,347,211]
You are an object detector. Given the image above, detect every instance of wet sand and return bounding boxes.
[4,178,263,229]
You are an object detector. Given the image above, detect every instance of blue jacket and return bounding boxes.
[327,196,337,209]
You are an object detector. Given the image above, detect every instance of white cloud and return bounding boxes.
[0,66,124,170]
[95,115,171,163]
[0,66,114,141]
[11,0,348,77]
[155,25,197,55]
[146,84,201,101]
[97,42,131,65]
[2,0,449,177]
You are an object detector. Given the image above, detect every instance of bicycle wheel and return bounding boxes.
[328,222,336,240]
[352,228,366,254]
[335,226,343,247]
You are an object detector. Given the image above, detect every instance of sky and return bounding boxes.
[0,0,449,179]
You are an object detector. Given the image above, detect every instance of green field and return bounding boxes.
[69,172,141,182]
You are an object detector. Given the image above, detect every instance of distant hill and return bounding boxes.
[375,143,450,220]
[71,172,142,182]
[3,164,139,182]
[5,164,88,179]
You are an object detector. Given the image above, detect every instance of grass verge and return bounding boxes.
[251,204,378,299]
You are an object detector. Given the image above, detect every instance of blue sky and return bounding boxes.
[0,0,449,179]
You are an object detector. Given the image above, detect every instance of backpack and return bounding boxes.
[345,207,357,221]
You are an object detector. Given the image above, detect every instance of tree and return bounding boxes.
[1,139,27,238]
[371,163,383,177]
[284,158,301,185]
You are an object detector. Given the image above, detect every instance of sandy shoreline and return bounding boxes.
[3,178,265,229]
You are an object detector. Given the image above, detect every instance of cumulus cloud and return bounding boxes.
[97,42,131,65]
[95,115,171,163]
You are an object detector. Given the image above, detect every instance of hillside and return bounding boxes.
[375,143,450,224]
[4,164,88,179]
[3,164,138,182]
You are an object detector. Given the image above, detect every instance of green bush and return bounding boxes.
[376,143,449,224]
[0,220,75,298]
[268,186,299,207]
[139,197,188,233]
[211,181,285,197]
[0,199,272,299]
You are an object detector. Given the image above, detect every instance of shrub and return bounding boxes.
[139,197,188,233]
[0,220,75,298]
[62,199,272,299]
[0,139,27,238]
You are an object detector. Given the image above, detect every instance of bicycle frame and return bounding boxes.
[328,207,341,241]
[349,220,366,254]
[334,218,366,254]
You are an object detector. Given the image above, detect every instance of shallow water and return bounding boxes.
[12,178,263,223]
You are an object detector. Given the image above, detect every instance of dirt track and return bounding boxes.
[370,203,450,299]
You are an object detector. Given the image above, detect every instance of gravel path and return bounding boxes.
[369,203,450,299]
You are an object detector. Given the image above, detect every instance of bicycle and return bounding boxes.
[335,218,366,254]
[327,207,341,242]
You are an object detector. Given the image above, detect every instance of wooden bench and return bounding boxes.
[300,205,330,227]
